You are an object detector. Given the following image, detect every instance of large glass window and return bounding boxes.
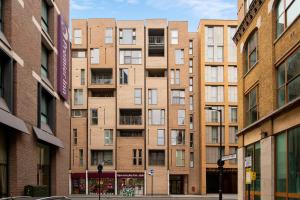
[277,48,300,107]
[90,109,98,125]
[40,88,54,131]
[228,27,237,62]
[148,109,165,125]
[170,69,180,85]
[205,26,224,62]
[171,90,185,104]
[205,86,224,102]
[120,49,142,64]
[0,132,7,197]
[229,126,238,144]
[228,86,238,103]
[205,66,223,82]
[244,31,258,73]
[206,147,224,164]
[119,28,136,45]
[245,86,258,125]
[37,143,50,196]
[206,126,225,144]
[205,106,224,123]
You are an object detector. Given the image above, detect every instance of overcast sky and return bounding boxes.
[70,0,237,32]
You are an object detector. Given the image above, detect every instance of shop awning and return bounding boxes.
[33,127,64,148]
[0,108,29,134]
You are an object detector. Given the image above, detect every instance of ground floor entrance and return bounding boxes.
[169,175,184,195]
[206,168,237,194]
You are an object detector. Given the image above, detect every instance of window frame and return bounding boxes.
[149,150,165,166]
[244,30,258,74]
[245,86,259,125]
[105,27,113,44]
[148,89,158,105]
[171,30,178,45]
[41,0,49,33]
[104,129,113,145]
[119,68,129,84]
[90,108,98,125]
[41,45,49,79]
[134,88,142,105]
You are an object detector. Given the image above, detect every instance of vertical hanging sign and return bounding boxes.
[57,14,69,101]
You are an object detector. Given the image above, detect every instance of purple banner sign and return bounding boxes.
[57,15,69,101]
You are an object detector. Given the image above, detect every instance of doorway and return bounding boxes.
[169,175,184,194]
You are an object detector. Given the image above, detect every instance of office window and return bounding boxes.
[73,129,78,145]
[157,129,165,145]
[244,31,257,73]
[228,86,237,102]
[74,89,83,105]
[189,59,193,74]
[105,28,113,44]
[149,150,165,166]
[189,96,193,111]
[90,109,98,125]
[79,149,83,167]
[229,106,238,123]
[170,69,180,85]
[205,86,224,102]
[119,28,136,44]
[90,48,100,64]
[171,130,185,145]
[189,40,193,55]
[206,126,225,144]
[120,49,142,64]
[148,109,165,125]
[119,69,128,84]
[41,45,49,79]
[276,0,300,38]
[171,30,178,44]
[176,150,185,167]
[205,106,224,123]
[133,149,142,166]
[205,26,224,62]
[104,129,113,145]
[205,66,223,82]
[189,78,193,92]
[228,66,237,83]
[171,90,185,104]
[190,133,194,148]
[177,109,185,125]
[190,152,194,168]
[91,150,113,166]
[134,88,142,105]
[189,114,193,130]
[277,48,300,107]
[74,29,82,45]
[228,27,237,62]
[229,126,238,144]
[245,86,258,125]
[80,69,85,85]
[41,0,49,32]
[148,89,157,105]
[206,147,224,164]
[175,49,184,64]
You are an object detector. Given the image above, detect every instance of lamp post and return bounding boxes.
[97,164,103,200]
[205,107,224,200]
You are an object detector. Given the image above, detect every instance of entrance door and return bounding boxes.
[169,175,184,194]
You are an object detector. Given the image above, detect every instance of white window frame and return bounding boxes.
[171,30,178,44]
[157,129,165,146]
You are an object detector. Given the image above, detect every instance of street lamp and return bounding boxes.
[97,163,103,200]
[205,107,224,200]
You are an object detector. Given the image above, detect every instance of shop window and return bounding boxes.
[71,174,86,194]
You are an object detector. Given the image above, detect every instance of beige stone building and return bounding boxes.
[198,19,238,194]
[70,18,200,195]
[234,0,300,200]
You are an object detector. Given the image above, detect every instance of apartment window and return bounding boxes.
[228,86,237,102]
[90,48,100,64]
[189,59,193,74]
[71,109,87,118]
[133,149,142,165]
[189,78,193,92]
[39,87,55,130]
[119,69,128,84]
[205,86,224,102]
[105,28,113,44]
[170,69,180,85]
[149,150,165,166]
[228,27,237,62]
[189,40,193,55]
[80,69,85,85]
[205,106,224,122]
[104,129,113,145]
[74,29,82,45]
[190,133,194,148]
[79,149,83,167]
[120,49,142,65]
[229,147,237,164]
[119,28,136,45]
[175,49,184,64]
[171,90,185,104]
[171,30,178,44]
[41,0,49,32]
[177,109,185,125]
[74,89,83,105]
[205,26,224,62]
[41,45,49,79]
[245,86,258,125]
[134,88,142,105]
[189,114,193,130]
[176,150,185,167]
[206,147,224,164]
[90,109,98,125]
[228,66,237,83]
[157,129,165,145]
[229,106,238,123]
[276,0,300,38]
[73,129,78,145]
[205,66,223,82]
[148,89,157,105]
[72,50,86,58]
[229,126,238,144]
[190,152,194,168]
[91,150,113,166]
[206,126,225,144]
[189,96,194,111]
[0,0,3,32]
[277,48,300,107]
[148,109,165,125]
[244,31,258,73]
[171,130,185,145]
[119,130,143,137]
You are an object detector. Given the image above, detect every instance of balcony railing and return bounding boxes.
[119,116,142,125]
[149,36,164,46]
[91,75,112,84]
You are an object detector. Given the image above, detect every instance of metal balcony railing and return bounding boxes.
[91,75,112,84]
[119,116,142,125]
[149,36,164,46]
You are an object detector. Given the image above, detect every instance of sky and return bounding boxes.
[70,0,237,32]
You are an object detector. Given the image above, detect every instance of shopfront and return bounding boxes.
[71,173,86,194]
[117,173,144,196]
[88,172,115,195]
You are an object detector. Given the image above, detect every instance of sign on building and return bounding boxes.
[221,154,237,161]
[245,156,252,168]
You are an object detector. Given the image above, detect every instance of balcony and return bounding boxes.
[119,109,142,125]
[149,36,164,46]
[148,29,164,57]
[91,69,113,85]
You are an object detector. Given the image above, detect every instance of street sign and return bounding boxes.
[246,168,252,184]
[221,154,237,161]
[251,172,256,181]
[245,156,252,168]
[149,168,154,176]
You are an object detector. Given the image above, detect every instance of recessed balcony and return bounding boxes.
[119,109,142,125]
[90,68,113,85]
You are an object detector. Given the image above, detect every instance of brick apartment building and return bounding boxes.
[0,0,70,197]
[234,0,300,200]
